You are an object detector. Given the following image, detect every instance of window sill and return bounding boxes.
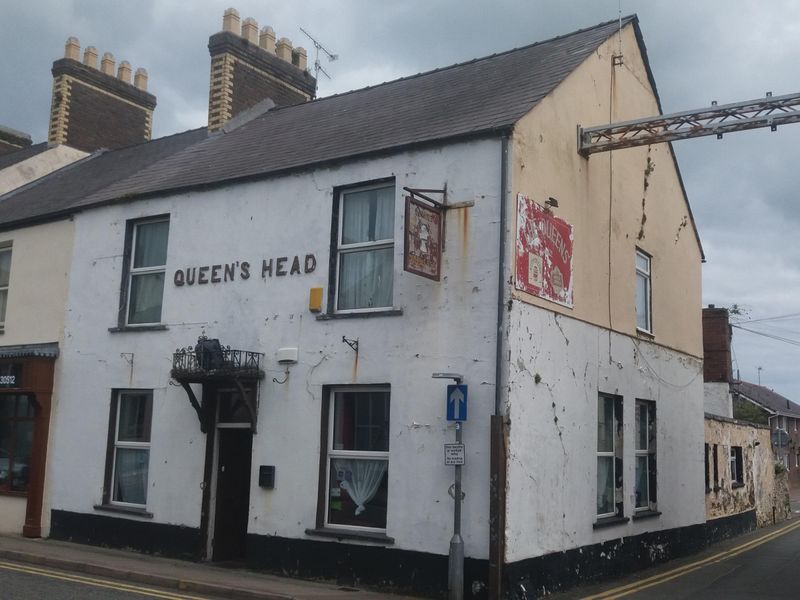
[636,328,655,340]
[0,489,27,498]
[108,324,169,333]
[593,515,629,529]
[632,510,662,521]
[93,504,153,518]
[316,309,403,321]
[305,527,394,545]
[732,482,745,489]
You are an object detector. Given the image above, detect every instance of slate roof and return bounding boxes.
[0,15,636,229]
[733,381,800,418]
[0,128,207,228]
[0,142,50,171]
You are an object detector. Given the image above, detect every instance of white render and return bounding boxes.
[49,138,504,557]
[505,302,705,561]
[704,382,733,418]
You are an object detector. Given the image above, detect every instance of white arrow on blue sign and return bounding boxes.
[446,384,468,421]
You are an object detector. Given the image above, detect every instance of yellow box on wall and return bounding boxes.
[309,287,323,312]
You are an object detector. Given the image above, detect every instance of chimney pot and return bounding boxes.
[117,60,132,83]
[134,68,149,91]
[65,37,80,60]
[259,26,276,53]
[100,52,116,76]
[275,37,293,62]
[83,46,98,68]
[222,7,240,33]
[242,17,259,44]
[293,46,308,70]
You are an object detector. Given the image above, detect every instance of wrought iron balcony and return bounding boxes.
[171,336,264,383]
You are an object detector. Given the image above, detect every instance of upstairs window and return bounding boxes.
[334,184,394,312]
[0,246,11,328]
[635,249,651,332]
[125,218,169,325]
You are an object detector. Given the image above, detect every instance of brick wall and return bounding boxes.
[703,307,732,383]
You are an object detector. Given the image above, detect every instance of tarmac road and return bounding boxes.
[0,559,219,600]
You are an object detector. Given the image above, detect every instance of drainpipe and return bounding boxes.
[489,134,510,600]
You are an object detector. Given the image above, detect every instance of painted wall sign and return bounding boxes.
[515,194,574,307]
[404,196,442,281]
[0,363,23,388]
[174,254,316,286]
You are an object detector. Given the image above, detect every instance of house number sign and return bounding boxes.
[173,254,317,287]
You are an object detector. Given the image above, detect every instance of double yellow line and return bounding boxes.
[0,560,209,599]
[582,518,800,599]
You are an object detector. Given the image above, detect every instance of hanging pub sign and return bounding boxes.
[0,362,23,388]
[404,195,442,281]
[515,194,574,307]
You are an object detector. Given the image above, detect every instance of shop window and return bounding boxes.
[0,394,34,493]
[634,400,657,511]
[331,183,394,312]
[730,446,744,487]
[0,246,11,329]
[323,387,390,531]
[635,249,652,332]
[120,217,169,326]
[596,393,623,519]
[104,390,153,506]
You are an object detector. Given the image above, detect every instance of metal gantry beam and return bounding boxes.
[578,92,800,156]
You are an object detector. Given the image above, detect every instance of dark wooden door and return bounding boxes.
[212,428,253,561]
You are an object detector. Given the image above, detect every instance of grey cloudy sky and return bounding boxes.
[2,1,798,399]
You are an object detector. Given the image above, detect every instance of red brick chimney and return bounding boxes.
[48,37,156,151]
[207,8,316,132]
[702,306,733,383]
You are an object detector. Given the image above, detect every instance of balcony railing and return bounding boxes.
[171,336,264,381]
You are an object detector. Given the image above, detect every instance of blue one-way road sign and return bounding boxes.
[446,384,468,421]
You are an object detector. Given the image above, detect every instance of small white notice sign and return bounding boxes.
[444,443,466,466]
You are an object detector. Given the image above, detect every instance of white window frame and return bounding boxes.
[635,249,652,333]
[333,183,395,314]
[109,390,152,508]
[0,244,12,329]
[323,386,390,533]
[596,394,618,519]
[730,446,744,485]
[634,400,656,511]
[125,218,169,326]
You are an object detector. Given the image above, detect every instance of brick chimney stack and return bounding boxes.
[207,7,316,132]
[48,38,157,152]
[702,306,733,383]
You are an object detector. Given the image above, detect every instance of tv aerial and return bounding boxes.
[300,27,338,93]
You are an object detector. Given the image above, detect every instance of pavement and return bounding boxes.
[0,534,424,600]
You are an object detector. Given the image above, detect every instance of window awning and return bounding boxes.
[0,342,59,359]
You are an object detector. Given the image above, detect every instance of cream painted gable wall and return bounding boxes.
[510,23,703,358]
[0,220,74,344]
[0,145,87,196]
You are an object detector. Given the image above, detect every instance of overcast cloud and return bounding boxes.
[1,1,798,398]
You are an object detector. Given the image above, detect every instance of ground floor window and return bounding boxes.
[730,446,744,486]
[104,390,152,506]
[634,400,657,511]
[0,393,34,493]
[596,393,623,519]
[324,387,390,531]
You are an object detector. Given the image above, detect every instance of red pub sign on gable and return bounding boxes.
[515,194,574,307]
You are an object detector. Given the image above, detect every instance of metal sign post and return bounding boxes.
[434,373,467,600]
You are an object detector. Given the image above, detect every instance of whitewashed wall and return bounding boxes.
[704,382,733,418]
[49,138,503,558]
[504,302,706,562]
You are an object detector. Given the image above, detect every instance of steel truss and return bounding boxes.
[578,92,800,155]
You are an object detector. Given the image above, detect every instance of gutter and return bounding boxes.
[489,134,510,599]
